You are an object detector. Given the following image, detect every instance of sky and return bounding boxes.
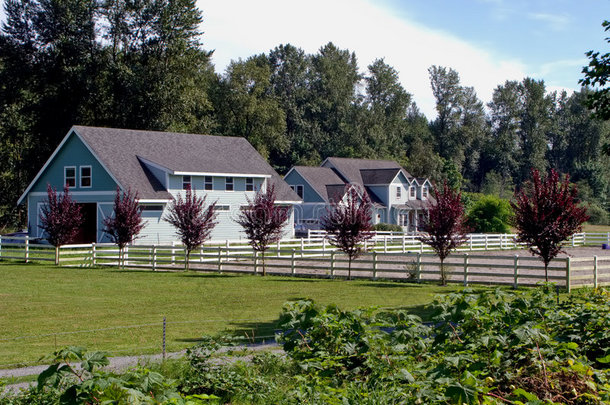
[199,0,610,118]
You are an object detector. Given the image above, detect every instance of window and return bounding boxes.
[396,186,402,199]
[140,204,163,211]
[296,185,304,198]
[225,177,234,191]
[422,186,428,198]
[215,205,230,212]
[182,175,191,190]
[399,213,407,226]
[80,166,91,188]
[410,186,416,198]
[246,177,254,191]
[64,167,76,188]
[204,176,213,191]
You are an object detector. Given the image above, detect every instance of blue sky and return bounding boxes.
[1,0,608,118]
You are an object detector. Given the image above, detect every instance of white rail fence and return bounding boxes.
[2,233,610,290]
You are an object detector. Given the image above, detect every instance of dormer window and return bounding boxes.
[182,175,191,190]
[80,166,91,188]
[396,186,401,199]
[246,177,254,191]
[422,186,428,198]
[296,185,304,198]
[204,176,213,190]
[410,186,416,198]
[225,177,234,191]
[64,167,76,188]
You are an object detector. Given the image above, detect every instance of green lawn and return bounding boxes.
[0,262,478,368]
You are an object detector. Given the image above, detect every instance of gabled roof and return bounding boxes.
[360,168,401,185]
[322,157,413,184]
[289,166,345,202]
[20,126,300,203]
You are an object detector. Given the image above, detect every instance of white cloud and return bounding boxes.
[200,0,529,119]
[527,12,570,30]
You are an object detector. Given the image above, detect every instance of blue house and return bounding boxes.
[284,157,432,232]
[18,126,301,244]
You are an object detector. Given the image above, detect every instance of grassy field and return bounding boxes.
[0,262,482,368]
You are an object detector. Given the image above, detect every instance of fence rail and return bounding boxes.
[2,233,610,290]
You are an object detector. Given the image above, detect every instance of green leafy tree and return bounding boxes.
[466,195,512,233]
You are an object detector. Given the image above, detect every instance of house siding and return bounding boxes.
[284,171,324,203]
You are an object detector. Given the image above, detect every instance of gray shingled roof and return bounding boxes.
[360,168,401,185]
[291,166,344,202]
[323,157,413,184]
[73,126,300,202]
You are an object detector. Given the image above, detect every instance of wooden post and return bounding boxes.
[322,238,327,252]
[330,251,335,278]
[291,249,296,275]
[277,240,281,257]
[463,253,469,286]
[484,234,488,250]
[416,252,422,283]
[594,256,598,289]
[419,240,424,253]
[300,238,304,258]
[402,234,406,253]
[152,246,157,271]
[513,255,519,289]
[384,236,388,253]
[571,234,575,247]
[566,257,572,293]
[0,235,3,259]
[373,251,378,280]
[218,246,222,273]
[500,234,504,250]
[24,236,29,263]
[91,243,96,266]
[469,235,473,250]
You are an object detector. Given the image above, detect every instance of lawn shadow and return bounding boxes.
[174,317,281,345]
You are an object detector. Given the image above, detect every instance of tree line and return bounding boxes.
[1,0,608,229]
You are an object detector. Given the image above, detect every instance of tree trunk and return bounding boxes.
[185,250,190,271]
[55,246,59,266]
[440,258,447,286]
[262,251,266,277]
[544,262,549,283]
[348,257,352,281]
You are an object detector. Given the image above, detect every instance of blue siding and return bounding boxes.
[284,171,324,203]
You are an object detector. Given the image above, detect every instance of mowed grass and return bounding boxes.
[0,262,477,368]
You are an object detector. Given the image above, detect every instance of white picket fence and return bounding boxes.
[2,233,610,290]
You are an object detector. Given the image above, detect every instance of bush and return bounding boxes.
[466,194,512,233]
[372,223,403,232]
[586,202,609,225]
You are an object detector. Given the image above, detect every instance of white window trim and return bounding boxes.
[225,177,234,192]
[245,177,254,192]
[182,175,191,190]
[64,166,76,188]
[204,176,213,191]
[422,186,428,198]
[409,186,416,198]
[396,186,401,199]
[79,165,92,189]
[295,184,304,199]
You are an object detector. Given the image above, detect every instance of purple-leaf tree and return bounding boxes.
[164,187,218,271]
[321,185,374,280]
[417,181,470,285]
[103,187,146,269]
[235,184,289,276]
[511,169,589,282]
[39,184,83,265]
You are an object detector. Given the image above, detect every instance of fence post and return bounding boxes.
[566,257,571,293]
[91,243,96,266]
[571,234,575,247]
[594,256,598,289]
[0,235,3,259]
[373,251,378,280]
[463,253,469,286]
[484,234,488,250]
[500,234,504,250]
[322,238,327,252]
[419,240,424,253]
[218,246,222,273]
[513,255,519,289]
[384,236,388,253]
[607,232,610,244]
[402,234,406,253]
[277,240,281,257]
[152,246,157,271]
[330,251,335,278]
[300,238,304,258]
[416,252,422,282]
[469,235,473,250]
[291,249,296,275]
[24,236,29,263]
